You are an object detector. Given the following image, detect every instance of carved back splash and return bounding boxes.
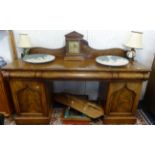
[29,31,126,59]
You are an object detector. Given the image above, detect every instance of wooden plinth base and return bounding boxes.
[103,116,137,125]
[15,116,50,125]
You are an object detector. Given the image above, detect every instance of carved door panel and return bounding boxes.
[10,79,49,116]
[105,82,142,116]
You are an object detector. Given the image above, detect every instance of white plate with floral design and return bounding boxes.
[96,55,129,67]
[23,54,55,64]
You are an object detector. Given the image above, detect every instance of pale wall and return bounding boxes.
[0,30,155,99]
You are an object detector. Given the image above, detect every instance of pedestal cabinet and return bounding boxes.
[104,81,142,124]
[9,79,52,125]
[0,72,12,116]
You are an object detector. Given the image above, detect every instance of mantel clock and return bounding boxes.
[64,31,84,60]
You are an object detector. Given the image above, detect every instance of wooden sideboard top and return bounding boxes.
[2,57,150,73]
[1,47,150,80]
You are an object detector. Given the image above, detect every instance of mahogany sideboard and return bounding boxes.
[1,47,150,125]
[0,31,150,124]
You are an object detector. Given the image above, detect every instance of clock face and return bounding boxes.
[68,41,80,54]
[127,50,136,59]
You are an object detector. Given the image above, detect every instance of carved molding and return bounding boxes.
[4,71,149,80]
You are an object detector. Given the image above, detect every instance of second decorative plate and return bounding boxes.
[96,55,129,67]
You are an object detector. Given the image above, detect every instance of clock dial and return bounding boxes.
[68,41,80,54]
[127,50,136,59]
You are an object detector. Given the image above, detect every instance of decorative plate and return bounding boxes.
[23,54,55,64]
[96,55,129,67]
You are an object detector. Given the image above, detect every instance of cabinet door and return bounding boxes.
[10,79,49,116]
[105,81,142,116]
